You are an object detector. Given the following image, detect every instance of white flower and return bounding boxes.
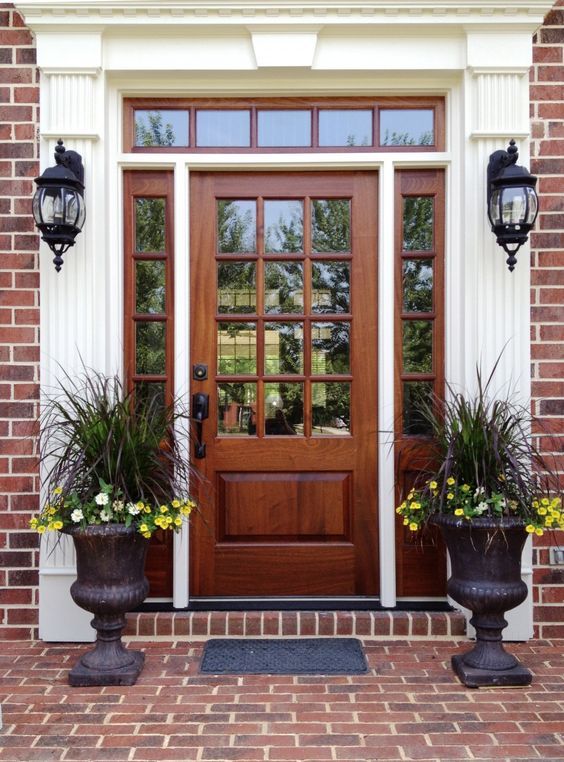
[95,493,109,506]
[127,502,141,516]
[475,501,488,514]
[70,508,84,523]
[474,487,485,498]
[112,500,124,513]
[99,509,111,522]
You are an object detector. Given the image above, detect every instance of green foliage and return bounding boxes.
[36,369,196,518]
[135,112,176,147]
[397,363,563,532]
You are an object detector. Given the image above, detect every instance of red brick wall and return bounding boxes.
[0,2,40,640]
[530,0,564,640]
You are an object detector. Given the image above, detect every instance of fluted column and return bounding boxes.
[38,65,105,641]
[451,63,533,640]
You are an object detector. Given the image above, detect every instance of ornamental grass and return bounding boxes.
[30,368,198,538]
[396,364,563,535]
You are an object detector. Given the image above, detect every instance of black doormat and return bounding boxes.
[200,637,368,675]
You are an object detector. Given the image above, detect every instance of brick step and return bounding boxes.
[124,609,467,640]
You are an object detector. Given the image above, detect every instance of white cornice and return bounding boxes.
[14,1,553,28]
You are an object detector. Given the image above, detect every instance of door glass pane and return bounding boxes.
[264,382,303,436]
[312,261,350,314]
[218,383,257,436]
[311,200,351,253]
[379,109,434,146]
[264,322,304,375]
[135,381,166,412]
[403,320,433,373]
[403,197,434,251]
[196,110,251,147]
[217,322,257,375]
[217,262,256,314]
[264,262,303,314]
[135,199,165,252]
[258,110,311,147]
[264,200,304,253]
[402,259,433,313]
[136,260,166,314]
[312,382,350,436]
[136,322,166,375]
[217,200,256,253]
[312,322,350,374]
[403,381,433,435]
[134,110,189,147]
[318,110,372,147]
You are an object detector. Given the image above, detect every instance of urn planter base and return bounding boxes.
[69,649,144,687]
[452,653,532,688]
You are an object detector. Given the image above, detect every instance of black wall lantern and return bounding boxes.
[32,139,86,272]
[487,139,538,272]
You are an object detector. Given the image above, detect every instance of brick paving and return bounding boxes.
[0,638,563,761]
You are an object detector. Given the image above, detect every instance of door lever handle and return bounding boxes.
[191,393,209,458]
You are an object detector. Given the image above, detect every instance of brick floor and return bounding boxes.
[0,638,563,761]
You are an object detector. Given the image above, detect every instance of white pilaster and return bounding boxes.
[38,62,105,641]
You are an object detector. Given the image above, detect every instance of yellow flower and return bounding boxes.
[160,505,168,513]
[29,518,38,528]
[403,518,409,526]
[142,531,152,539]
[188,500,197,509]
[166,516,173,525]
[535,528,544,536]
[461,484,470,493]
[144,506,151,513]
[429,481,438,490]
[53,521,63,530]
[172,499,180,508]
[48,506,56,516]
[410,502,421,510]
[525,524,535,533]
[541,498,550,506]
[174,517,182,527]
[407,491,415,500]
[447,492,454,501]
[53,486,63,495]
[408,522,419,532]
[454,508,464,517]
[446,477,455,486]
[136,501,144,510]
[538,507,547,516]
[181,506,192,516]
[140,523,148,533]
[396,506,403,514]
[37,525,46,534]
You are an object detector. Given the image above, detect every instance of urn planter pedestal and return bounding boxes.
[64,524,150,687]
[432,514,532,688]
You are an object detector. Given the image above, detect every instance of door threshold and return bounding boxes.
[136,597,452,613]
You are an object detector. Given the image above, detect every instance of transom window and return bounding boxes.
[124,97,445,152]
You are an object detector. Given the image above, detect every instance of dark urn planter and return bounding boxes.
[65,524,150,687]
[432,513,531,688]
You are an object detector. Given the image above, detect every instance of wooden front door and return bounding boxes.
[189,171,378,597]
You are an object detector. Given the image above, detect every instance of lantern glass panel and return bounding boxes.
[501,186,529,225]
[525,186,538,224]
[489,189,503,226]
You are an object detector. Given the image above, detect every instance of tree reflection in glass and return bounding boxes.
[402,259,433,313]
[264,323,303,375]
[264,201,304,253]
[403,381,433,435]
[312,200,350,252]
[312,382,350,436]
[312,261,350,314]
[311,322,350,374]
[403,197,434,251]
[135,199,165,252]
[217,262,256,314]
[136,323,166,375]
[264,262,303,314]
[136,261,166,314]
[403,321,433,373]
[217,200,256,253]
